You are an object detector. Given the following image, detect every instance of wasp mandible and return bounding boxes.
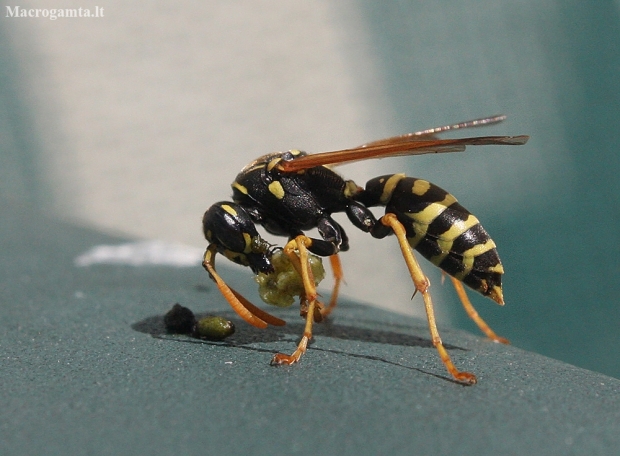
[202,115,528,385]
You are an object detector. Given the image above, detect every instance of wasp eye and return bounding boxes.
[281,150,306,161]
[280,151,295,161]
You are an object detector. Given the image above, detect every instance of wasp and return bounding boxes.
[202,115,528,384]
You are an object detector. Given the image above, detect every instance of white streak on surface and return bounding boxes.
[74,241,204,267]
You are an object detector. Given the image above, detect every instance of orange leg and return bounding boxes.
[320,254,343,318]
[271,235,319,365]
[450,277,509,344]
[381,213,477,385]
[203,245,285,328]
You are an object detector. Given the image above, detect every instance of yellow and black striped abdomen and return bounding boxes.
[367,174,504,304]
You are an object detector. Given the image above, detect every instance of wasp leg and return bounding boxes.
[449,277,509,344]
[271,235,320,365]
[203,245,285,329]
[321,254,343,318]
[380,213,477,385]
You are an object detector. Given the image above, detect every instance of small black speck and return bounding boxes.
[164,303,197,334]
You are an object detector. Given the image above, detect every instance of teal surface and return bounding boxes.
[2,201,620,455]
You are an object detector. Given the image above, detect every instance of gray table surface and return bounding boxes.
[2,199,619,456]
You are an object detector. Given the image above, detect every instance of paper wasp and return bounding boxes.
[202,115,528,384]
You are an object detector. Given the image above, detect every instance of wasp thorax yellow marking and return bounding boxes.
[221,204,238,217]
[380,174,406,204]
[289,149,303,156]
[267,157,282,172]
[232,181,248,195]
[268,181,285,199]
[344,180,362,198]
[411,179,431,196]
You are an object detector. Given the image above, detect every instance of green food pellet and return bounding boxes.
[194,316,236,341]
[254,250,325,307]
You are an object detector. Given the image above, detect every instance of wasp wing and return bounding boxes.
[362,114,508,146]
[278,134,529,173]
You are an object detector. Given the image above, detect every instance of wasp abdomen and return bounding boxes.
[361,174,504,304]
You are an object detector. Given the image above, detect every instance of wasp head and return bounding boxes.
[202,202,274,274]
